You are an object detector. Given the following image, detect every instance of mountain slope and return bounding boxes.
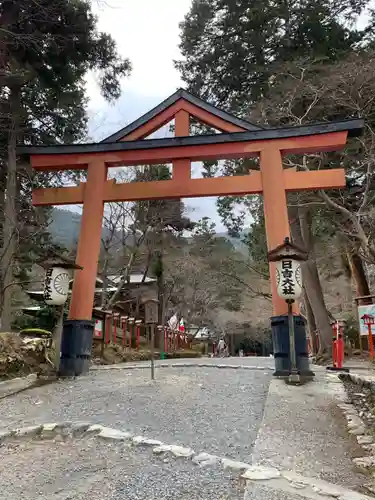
[49,208,247,252]
[48,208,82,249]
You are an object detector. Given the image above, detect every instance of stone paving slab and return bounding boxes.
[250,371,368,491]
[0,373,38,399]
[91,356,276,371]
[340,371,375,389]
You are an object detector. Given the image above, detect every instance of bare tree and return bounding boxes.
[98,167,192,314]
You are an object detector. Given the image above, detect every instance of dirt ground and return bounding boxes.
[0,333,54,380]
[91,341,201,365]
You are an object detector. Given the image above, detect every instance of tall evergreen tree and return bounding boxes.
[0,0,132,330]
[176,0,369,114]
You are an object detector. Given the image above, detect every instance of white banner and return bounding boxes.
[168,314,178,330]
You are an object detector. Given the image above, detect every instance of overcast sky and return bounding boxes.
[84,0,228,231]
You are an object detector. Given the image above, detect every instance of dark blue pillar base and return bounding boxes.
[59,320,94,377]
[271,315,315,379]
[326,366,350,373]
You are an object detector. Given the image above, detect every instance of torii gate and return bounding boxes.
[18,89,363,376]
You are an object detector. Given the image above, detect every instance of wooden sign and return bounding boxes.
[145,300,158,324]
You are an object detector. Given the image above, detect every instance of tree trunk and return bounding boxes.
[157,252,164,321]
[52,305,64,369]
[290,204,332,352]
[0,84,20,332]
[298,208,332,352]
[303,288,318,354]
[0,169,5,302]
[106,251,136,309]
[348,251,372,305]
[100,253,109,307]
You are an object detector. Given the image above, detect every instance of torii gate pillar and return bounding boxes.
[260,147,292,316]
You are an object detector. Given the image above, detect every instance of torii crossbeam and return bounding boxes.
[18,88,363,376]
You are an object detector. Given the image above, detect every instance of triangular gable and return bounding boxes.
[101,88,262,143]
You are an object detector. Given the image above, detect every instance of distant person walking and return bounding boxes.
[217,338,227,357]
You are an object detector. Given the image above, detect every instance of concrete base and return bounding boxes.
[59,320,94,377]
[326,366,350,373]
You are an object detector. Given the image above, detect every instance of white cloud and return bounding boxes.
[89,0,191,101]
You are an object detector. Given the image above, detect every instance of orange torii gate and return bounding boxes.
[18,89,363,376]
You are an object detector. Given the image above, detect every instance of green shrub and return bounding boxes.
[165,350,201,359]
[342,315,361,348]
[13,305,65,332]
[19,328,52,338]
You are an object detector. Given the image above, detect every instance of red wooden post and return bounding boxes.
[368,324,374,360]
[127,318,134,350]
[121,317,127,348]
[105,314,111,345]
[136,321,141,350]
[337,331,344,369]
[332,323,338,367]
[125,318,128,348]
[361,314,375,360]
[113,313,119,345]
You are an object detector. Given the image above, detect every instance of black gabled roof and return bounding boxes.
[18,119,364,156]
[268,237,308,262]
[100,88,263,143]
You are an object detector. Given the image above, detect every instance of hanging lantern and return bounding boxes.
[38,252,82,307]
[43,266,70,305]
[268,237,308,302]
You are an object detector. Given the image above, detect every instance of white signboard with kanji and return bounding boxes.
[275,258,302,300]
[358,305,375,336]
[94,319,103,338]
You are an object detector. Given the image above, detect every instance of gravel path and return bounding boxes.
[0,364,272,462]
[0,437,245,500]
